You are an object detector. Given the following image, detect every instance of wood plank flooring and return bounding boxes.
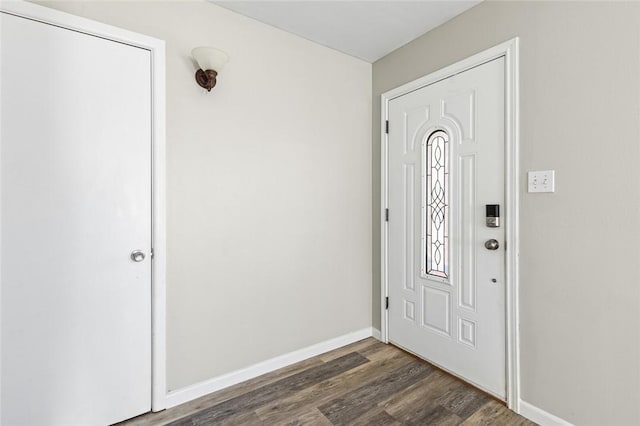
[119,338,535,426]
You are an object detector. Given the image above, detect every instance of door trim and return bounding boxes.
[380,38,520,411]
[0,0,168,412]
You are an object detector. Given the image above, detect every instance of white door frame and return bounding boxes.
[380,38,520,411]
[0,0,168,412]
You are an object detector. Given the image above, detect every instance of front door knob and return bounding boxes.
[484,239,500,250]
[131,250,145,262]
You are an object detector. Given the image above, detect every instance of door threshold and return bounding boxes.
[388,341,506,404]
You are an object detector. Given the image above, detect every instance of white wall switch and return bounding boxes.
[528,170,555,193]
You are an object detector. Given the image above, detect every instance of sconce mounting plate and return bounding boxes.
[195,69,218,92]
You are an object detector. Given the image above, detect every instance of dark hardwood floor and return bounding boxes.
[120,338,534,425]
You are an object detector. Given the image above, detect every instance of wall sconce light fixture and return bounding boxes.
[191,47,229,92]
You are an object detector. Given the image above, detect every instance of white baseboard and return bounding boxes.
[519,400,573,426]
[372,327,381,340]
[165,327,374,408]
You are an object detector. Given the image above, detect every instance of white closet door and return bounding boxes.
[1,11,152,425]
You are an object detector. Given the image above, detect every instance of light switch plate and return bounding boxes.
[528,170,555,193]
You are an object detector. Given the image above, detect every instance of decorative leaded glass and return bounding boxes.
[425,130,449,278]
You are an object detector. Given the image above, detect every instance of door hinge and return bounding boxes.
[385,208,389,222]
[385,120,389,134]
[150,248,154,259]
[385,296,389,310]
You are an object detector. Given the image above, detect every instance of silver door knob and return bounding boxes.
[484,239,500,250]
[131,250,145,262]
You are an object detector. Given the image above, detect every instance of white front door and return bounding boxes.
[387,57,506,398]
[1,12,152,425]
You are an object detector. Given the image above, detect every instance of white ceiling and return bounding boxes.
[212,1,481,63]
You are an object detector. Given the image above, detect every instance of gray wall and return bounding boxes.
[38,0,372,392]
[373,1,640,424]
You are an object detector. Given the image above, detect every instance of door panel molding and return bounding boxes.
[0,0,168,413]
[380,38,520,411]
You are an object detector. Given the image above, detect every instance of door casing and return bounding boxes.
[0,0,168,412]
[380,38,520,411]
